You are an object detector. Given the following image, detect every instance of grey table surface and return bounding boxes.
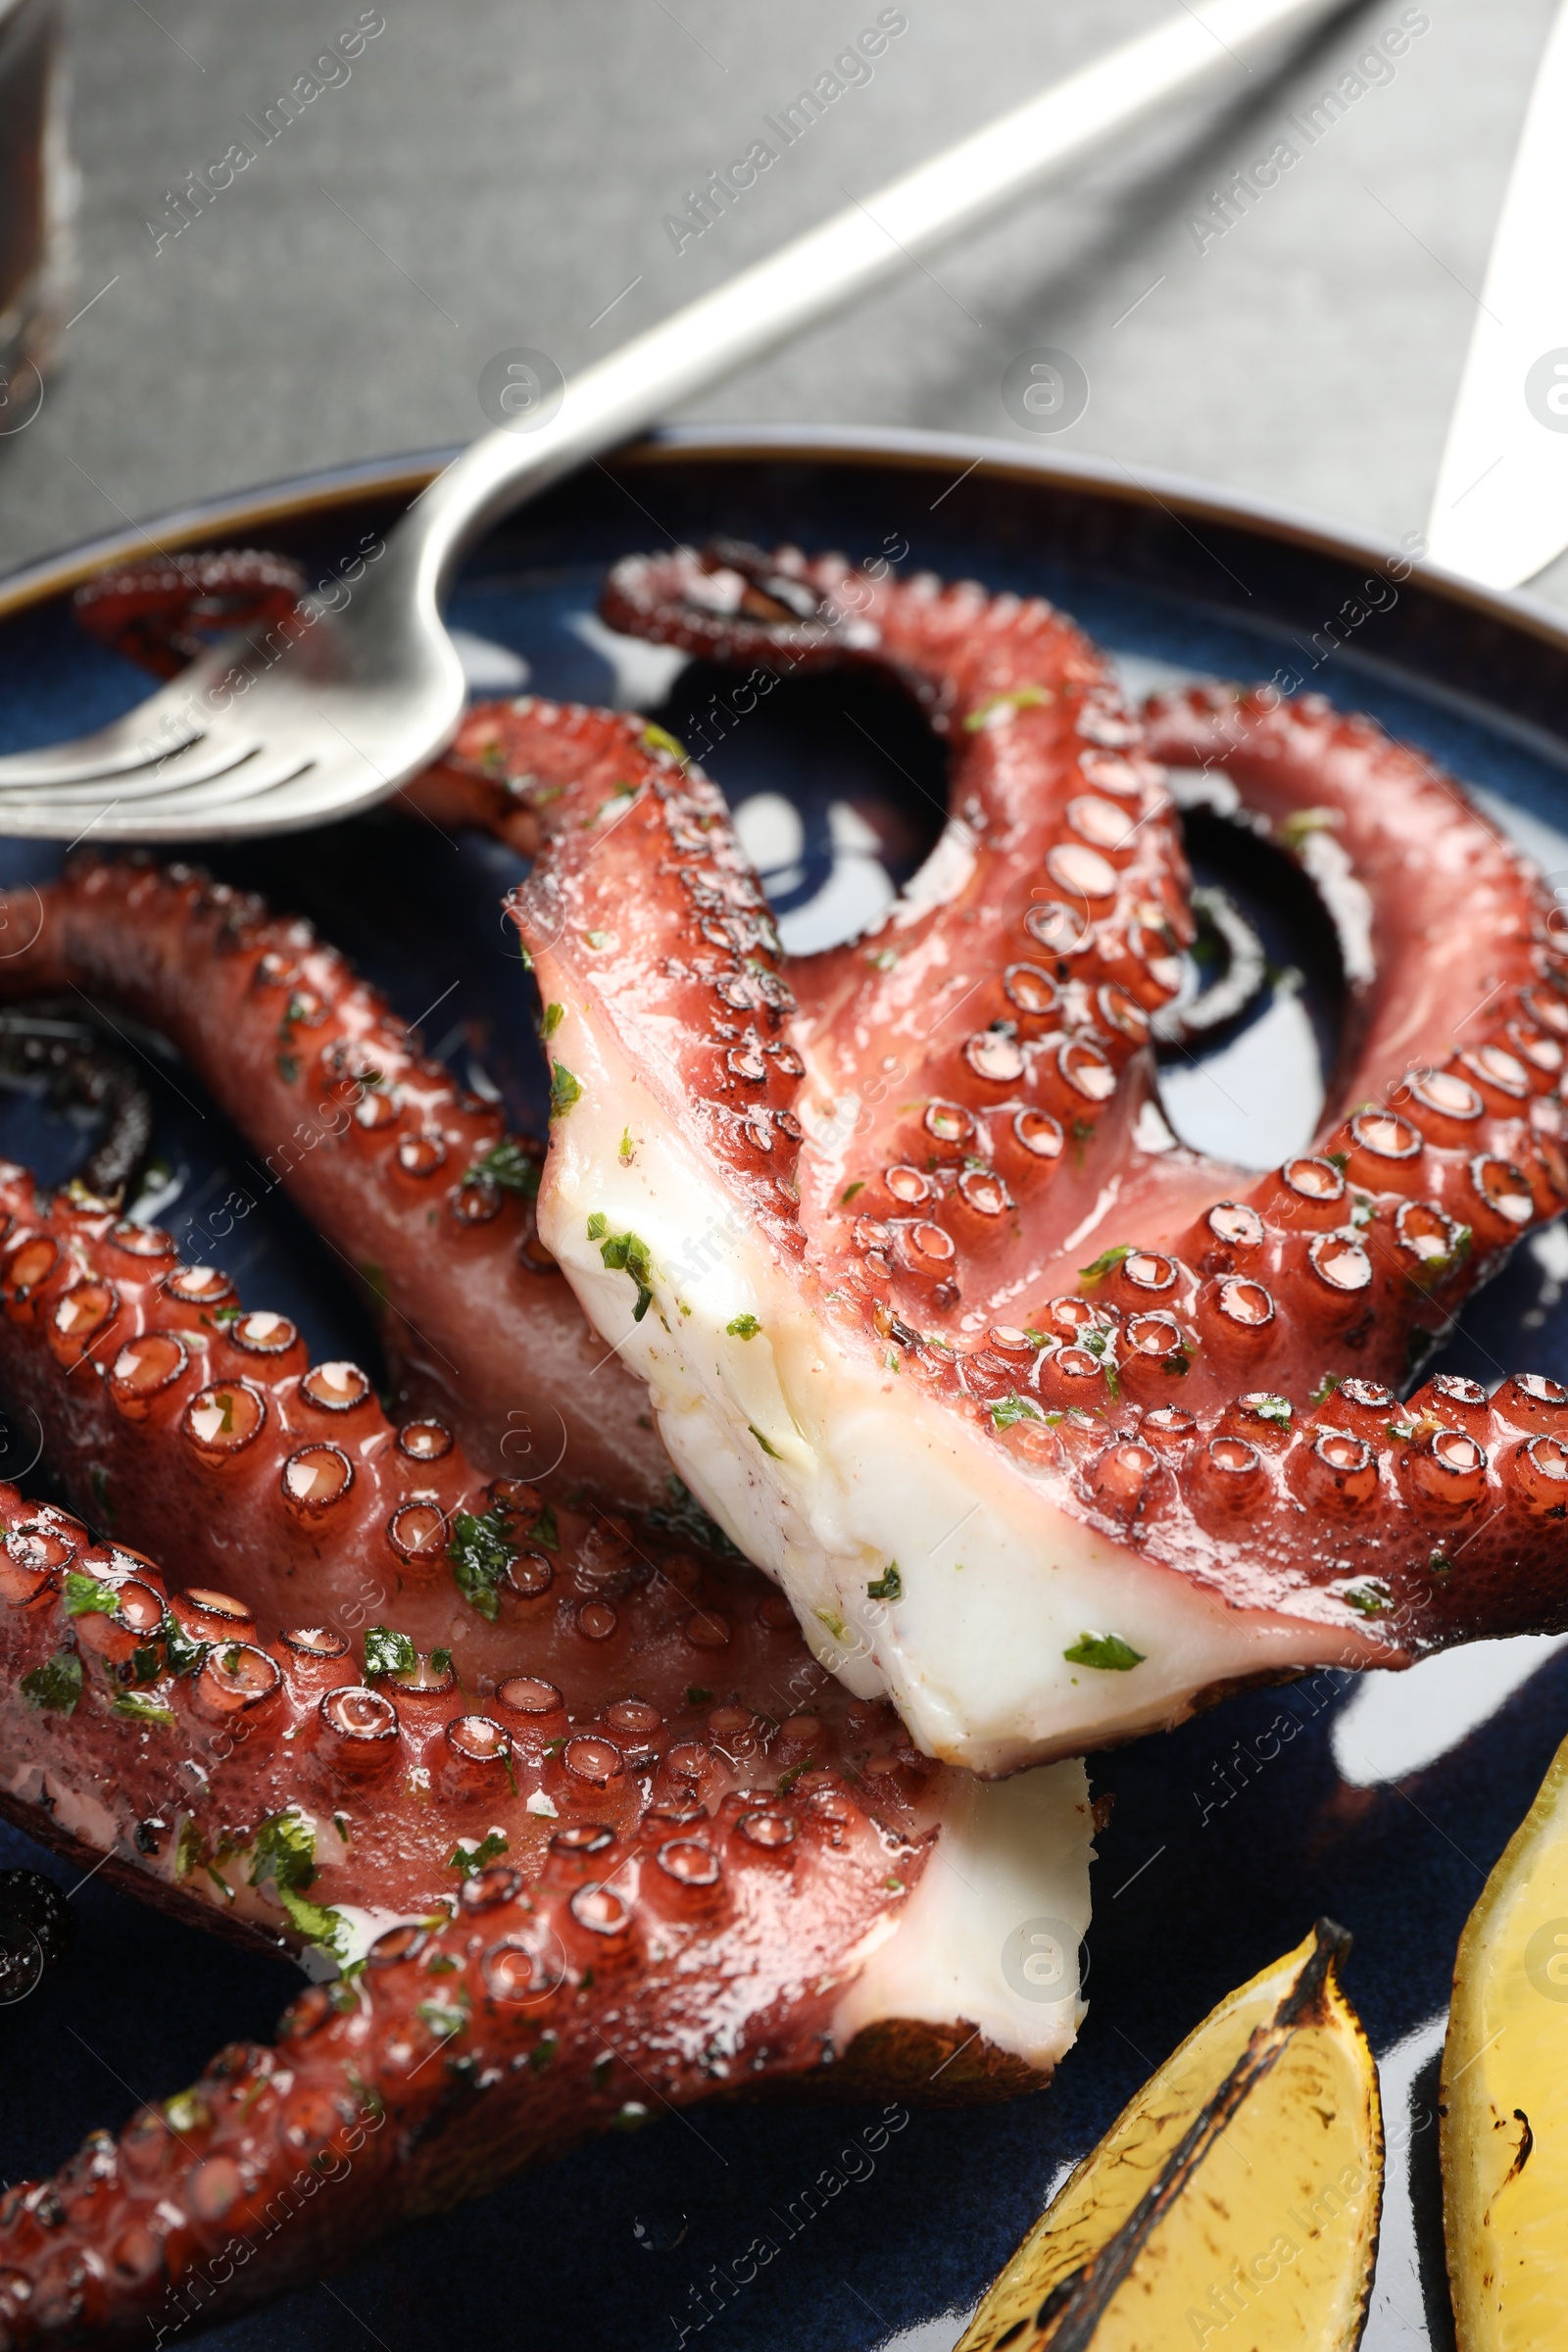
[1,0,1564,607]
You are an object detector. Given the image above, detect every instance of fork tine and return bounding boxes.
[0,670,227,790]
[0,728,266,806]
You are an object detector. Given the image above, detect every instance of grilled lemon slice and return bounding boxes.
[957,1921,1382,2351]
[1443,1726,1568,2349]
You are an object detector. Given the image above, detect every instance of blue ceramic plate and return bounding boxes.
[4,427,1568,2352]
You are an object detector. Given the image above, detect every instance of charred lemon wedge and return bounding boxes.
[956,1921,1382,2352]
[1443,1727,1568,2349]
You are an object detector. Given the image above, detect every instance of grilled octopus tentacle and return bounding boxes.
[0,1470,1091,2343]
[0,1159,704,1689]
[487,544,1568,1773]
[0,859,669,1509]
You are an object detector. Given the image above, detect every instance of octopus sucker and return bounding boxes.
[0,855,668,1510]
[0,1483,1091,2339]
[495,542,1568,1772]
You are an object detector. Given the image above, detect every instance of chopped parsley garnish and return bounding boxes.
[1309,1372,1343,1405]
[841,1181,865,1205]
[159,1611,209,1679]
[1345,1583,1394,1618]
[1023,1327,1049,1348]
[1078,1246,1133,1285]
[866,1563,903,1601]
[598,1227,655,1320]
[364,1625,417,1681]
[466,1138,540,1199]
[1249,1394,1294,1429]
[618,1127,635,1164]
[448,1831,509,1878]
[64,1570,120,1618]
[249,1810,317,1896]
[548,1062,582,1119]
[113,1692,175,1727]
[962,684,1054,731]
[276,1054,300,1084]
[540,1002,564,1038]
[647,1474,741,1558]
[642,722,689,762]
[1278,807,1342,851]
[1325,1151,1349,1173]
[686,1686,713,1706]
[1062,1631,1146,1673]
[749,1424,783,1458]
[416,1999,466,2039]
[587,1212,607,1240]
[726,1313,761,1340]
[131,1642,162,1684]
[1428,1550,1452,1578]
[174,1816,202,1882]
[22,1652,81,1715]
[431,1648,453,1676]
[991,1394,1044,1431]
[447,1507,518,1623]
[279,1887,348,1954]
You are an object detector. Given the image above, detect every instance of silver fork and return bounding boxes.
[0,0,1348,841]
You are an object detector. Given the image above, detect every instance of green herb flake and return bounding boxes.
[1309,1372,1343,1405]
[249,1810,317,1896]
[466,1138,540,1199]
[1079,1246,1134,1284]
[586,1211,608,1241]
[749,1423,783,1459]
[1345,1583,1394,1618]
[22,1652,82,1715]
[157,1611,209,1680]
[840,1181,865,1205]
[646,1474,741,1559]
[685,1686,713,1708]
[447,1506,518,1623]
[278,1886,348,1954]
[113,1692,175,1728]
[1428,1549,1453,1578]
[416,1999,466,2039]
[540,1002,564,1038]
[430,1649,453,1677]
[174,1816,202,1882]
[548,1062,582,1119]
[530,2032,559,2073]
[131,1642,162,1684]
[585,929,610,950]
[1062,1631,1146,1673]
[1387,1419,1418,1443]
[448,1831,510,1879]
[1325,1152,1349,1173]
[642,722,689,763]
[363,1625,417,1682]
[64,1569,121,1619]
[814,1607,848,1643]
[163,2089,210,2136]
[991,1394,1044,1432]
[1250,1394,1294,1429]
[866,1563,903,1602]
[1278,807,1343,851]
[962,684,1054,732]
[726,1313,761,1341]
[599,1227,655,1321]
[618,1127,635,1163]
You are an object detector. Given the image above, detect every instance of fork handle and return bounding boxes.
[400,0,1351,601]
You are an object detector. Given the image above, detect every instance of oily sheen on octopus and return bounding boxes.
[489,543,1568,1775]
[0,857,669,1513]
[0,1469,1090,2342]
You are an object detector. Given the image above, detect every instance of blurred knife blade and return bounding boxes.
[1425,0,1568,588]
